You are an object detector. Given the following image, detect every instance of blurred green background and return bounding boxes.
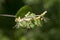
[0,0,60,40]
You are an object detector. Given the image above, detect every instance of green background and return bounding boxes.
[0,0,60,40]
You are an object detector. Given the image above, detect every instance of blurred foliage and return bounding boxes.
[0,0,60,40]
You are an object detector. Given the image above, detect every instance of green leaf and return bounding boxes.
[21,21,27,28]
[30,22,35,28]
[29,13,36,17]
[16,5,32,18]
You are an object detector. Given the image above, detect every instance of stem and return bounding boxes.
[0,14,16,17]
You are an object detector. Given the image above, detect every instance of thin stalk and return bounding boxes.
[0,14,16,17]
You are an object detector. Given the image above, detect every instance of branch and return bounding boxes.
[15,11,47,23]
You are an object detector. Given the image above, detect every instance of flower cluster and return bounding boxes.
[15,11,47,29]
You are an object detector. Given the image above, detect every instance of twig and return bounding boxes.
[0,14,16,17]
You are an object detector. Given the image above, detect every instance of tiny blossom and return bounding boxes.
[25,11,30,17]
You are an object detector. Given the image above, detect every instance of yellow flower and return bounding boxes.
[15,17,20,22]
